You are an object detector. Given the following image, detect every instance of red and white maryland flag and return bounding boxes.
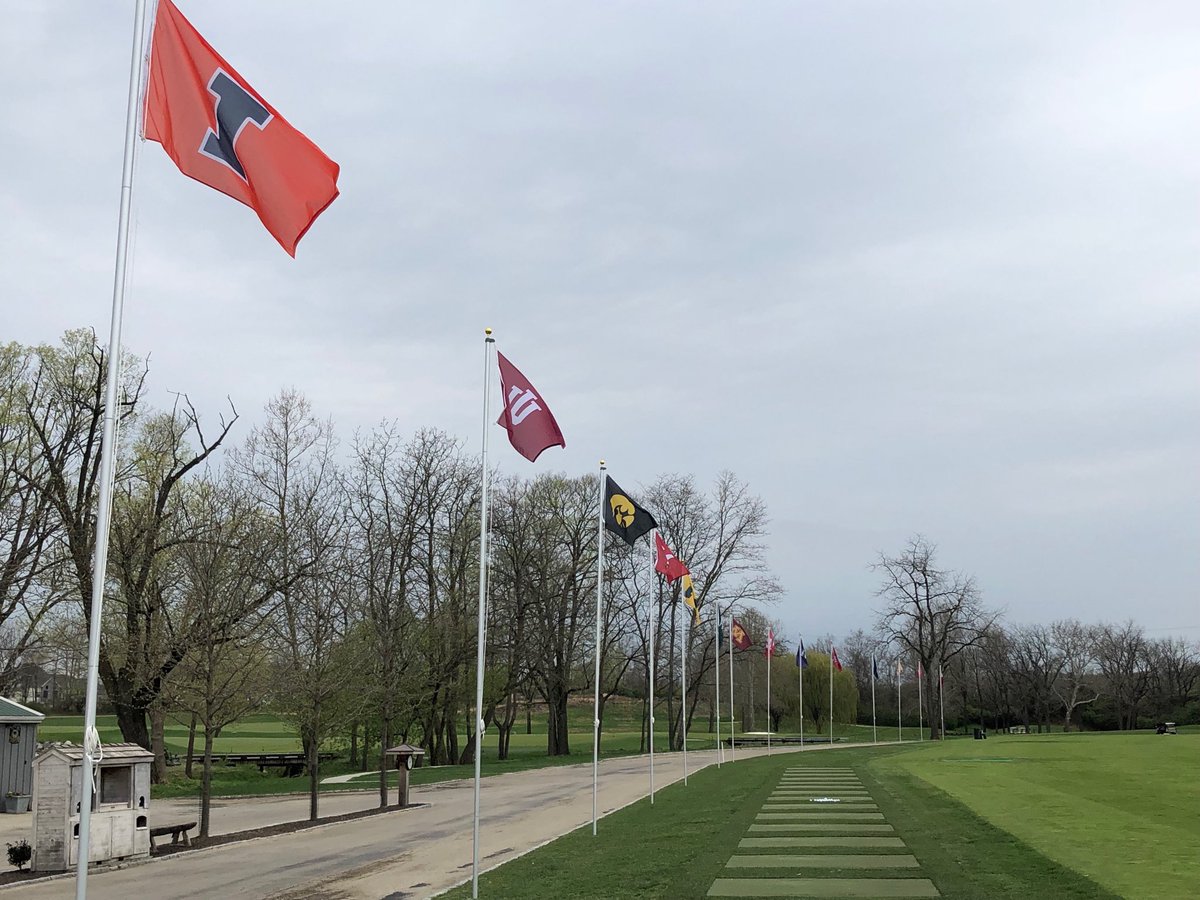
[765,628,776,658]
[144,0,340,255]
[831,646,844,672]
[654,533,689,582]
[496,352,566,463]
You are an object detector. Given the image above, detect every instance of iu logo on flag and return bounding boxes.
[495,352,566,463]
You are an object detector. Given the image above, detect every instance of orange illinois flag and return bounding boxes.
[144,0,340,255]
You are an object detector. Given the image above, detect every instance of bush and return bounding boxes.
[6,840,31,871]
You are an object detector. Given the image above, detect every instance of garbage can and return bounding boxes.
[972,728,983,740]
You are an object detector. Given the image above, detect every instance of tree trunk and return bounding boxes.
[185,713,197,779]
[150,705,167,784]
[378,718,390,809]
[199,729,214,838]
[545,683,571,756]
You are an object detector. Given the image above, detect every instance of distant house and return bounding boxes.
[0,696,45,798]
[9,662,90,712]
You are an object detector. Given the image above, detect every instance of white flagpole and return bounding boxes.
[871,658,877,744]
[77,3,149,896]
[728,616,736,761]
[798,641,804,750]
[828,642,834,747]
[680,592,688,784]
[470,329,495,899]
[592,461,606,835]
[939,663,946,741]
[648,532,655,803]
[714,605,722,767]
[766,635,771,757]
[897,664,903,743]
[918,664,924,741]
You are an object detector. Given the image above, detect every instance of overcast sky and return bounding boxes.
[3,1,1197,642]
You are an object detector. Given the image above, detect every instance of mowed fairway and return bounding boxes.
[445,742,1127,899]
[877,732,1200,900]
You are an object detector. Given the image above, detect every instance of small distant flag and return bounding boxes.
[144,0,340,255]
[730,618,751,651]
[796,638,809,669]
[831,646,844,672]
[603,476,658,546]
[872,657,879,681]
[681,573,701,625]
[496,352,566,462]
[939,664,944,687]
[654,533,689,582]
[897,658,904,677]
[918,661,924,680]
[765,628,776,658]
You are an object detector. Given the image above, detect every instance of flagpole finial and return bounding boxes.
[484,327,494,343]
[599,459,606,468]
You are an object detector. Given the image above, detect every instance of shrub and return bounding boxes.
[6,840,31,871]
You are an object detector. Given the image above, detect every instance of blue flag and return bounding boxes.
[796,638,809,669]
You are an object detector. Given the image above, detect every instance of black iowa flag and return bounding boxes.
[603,476,658,546]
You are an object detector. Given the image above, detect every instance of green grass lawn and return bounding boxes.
[443,742,1122,899]
[878,731,1200,900]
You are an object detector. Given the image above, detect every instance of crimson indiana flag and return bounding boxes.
[729,618,751,651]
[144,0,340,255]
[495,352,566,462]
[654,533,689,582]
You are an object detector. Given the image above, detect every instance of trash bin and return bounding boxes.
[972,728,983,740]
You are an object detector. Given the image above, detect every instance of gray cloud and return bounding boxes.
[3,0,1197,642]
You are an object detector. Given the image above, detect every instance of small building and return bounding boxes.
[0,696,44,803]
[32,742,153,872]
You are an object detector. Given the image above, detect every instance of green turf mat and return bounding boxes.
[739,837,906,849]
[726,854,920,869]
[749,824,895,833]
[757,813,886,821]
[708,877,939,896]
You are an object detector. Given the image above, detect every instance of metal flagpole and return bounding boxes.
[897,662,903,743]
[828,642,834,747]
[918,663,924,741]
[470,329,495,899]
[871,657,877,744]
[592,461,606,834]
[714,606,722,766]
[680,592,688,784]
[766,634,771,757]
[648,532,655,803]
[939,663,946,741]
[77,2,150,896]
[798,641,804,750]
[728,614,736,761]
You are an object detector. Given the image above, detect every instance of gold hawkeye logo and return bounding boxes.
[609,494,635,528]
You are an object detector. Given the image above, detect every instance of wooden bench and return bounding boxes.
[149,821,196,851]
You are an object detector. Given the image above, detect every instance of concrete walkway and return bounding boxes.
[6,743,879,899]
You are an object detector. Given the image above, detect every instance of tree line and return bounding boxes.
[0,331,777,832]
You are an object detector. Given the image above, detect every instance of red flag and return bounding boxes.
[654,533,689,582]
[496,352,565,463]
[831,647,844,672]
[765,628,776,658]
[144,0,340,255]
[917,661,924,680]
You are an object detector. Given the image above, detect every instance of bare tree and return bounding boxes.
[1049,619,1100,731]
[1094,620,1151,730]
[874,536,999,739]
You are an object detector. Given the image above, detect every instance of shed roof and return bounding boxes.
[35,742,153,764]
[0,696,45,723]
